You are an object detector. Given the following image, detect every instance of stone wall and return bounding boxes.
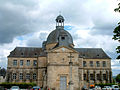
[7,47,111,90]
[47,47,80,90]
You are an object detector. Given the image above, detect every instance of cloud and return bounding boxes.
[0,0,119,76]
[0,0,55,45]
[26,32,48,47]
[0,38,27,68]
[111,60,120,76]
[69,29,119,59]
[0,0,119,45]
[0,2,34,44]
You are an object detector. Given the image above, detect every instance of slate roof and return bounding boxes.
[46,29,73,45]
[8,47,110,59]
[8,47,46,58]
[75,48,111,59]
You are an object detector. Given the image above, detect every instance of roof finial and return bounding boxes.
[59,11,61,15]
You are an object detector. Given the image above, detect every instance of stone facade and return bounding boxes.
[0,76,6,83]
[7,15,112,90]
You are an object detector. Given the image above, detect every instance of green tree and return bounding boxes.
[113,1,120,59]
[0,68,6,78]
[115,74,120,83]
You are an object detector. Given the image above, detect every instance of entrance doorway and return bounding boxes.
[60,76,67,90]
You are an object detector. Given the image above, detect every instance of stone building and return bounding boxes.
[0,67,6,83]
[7,15,112,90]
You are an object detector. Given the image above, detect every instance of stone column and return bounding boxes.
[106,70,108,83]
[87,70,89,82]
[109,70,112,83]
[107,70,109,83]
[16,70,19,82]
[10,71,12,82]
[68,53,74,90]
[100,70,103,83]
[94,70,96,83]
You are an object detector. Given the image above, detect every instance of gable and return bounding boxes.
[49,46,78,53]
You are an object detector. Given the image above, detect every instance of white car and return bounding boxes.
[102,86,112,90]
[111,85,119,90]
[10,86,20,90]
[94,86,101,90]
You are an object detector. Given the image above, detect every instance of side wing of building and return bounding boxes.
[7,47,47,87]
[75,48,112,87]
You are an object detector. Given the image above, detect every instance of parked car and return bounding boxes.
[32,86,41,90]
[10,86,20,90]
[102,86,112,90]
[94,86,101,90]
[0,86,4,90]
[111,85,119,90]
[82,85,88,90]
[89,86,94,90]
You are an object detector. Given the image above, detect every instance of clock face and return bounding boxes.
[62,48,65,51]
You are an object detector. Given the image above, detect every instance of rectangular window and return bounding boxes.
[20,60,23,66]
[103,74,106,80]
[33,60,37,66]
[19,73,23,80]
[90,61,93,67]
[97,74,100,80]
[13,60,17,66]
[26,73,30,80]
[84,74,86,80]
[103,61,106,67]
[96,61,100,67]
[13,73,16,80]
[33,73,37,80]
[26,60,30,66]
[83,61,87,67]
[90,74,94,80]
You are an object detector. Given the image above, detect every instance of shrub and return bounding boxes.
[0,82,36,89]
[95,83,116,88]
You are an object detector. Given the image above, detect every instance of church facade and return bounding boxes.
[7,15,112,90]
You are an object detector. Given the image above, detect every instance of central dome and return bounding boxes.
[46,29,73,45]
[46,15,74,48]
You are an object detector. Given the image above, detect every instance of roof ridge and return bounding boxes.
[75,48,102,49]
[16,46,42,48]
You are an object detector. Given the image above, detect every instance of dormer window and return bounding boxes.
[97,54,99,56]
[21,52,23,55]
[61,36,65,40]
[34,53,37,55]
[83,54,85,56]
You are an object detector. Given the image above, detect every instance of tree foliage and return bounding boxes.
[0,82,36,89]
[113,1,120,59]
[114,2,120,12]
[115,74,120,83]
[0,68,6,78]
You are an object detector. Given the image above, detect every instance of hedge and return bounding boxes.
[95,83,119,88]
[0,82,36,89]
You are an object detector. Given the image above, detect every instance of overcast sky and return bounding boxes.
[0,0,120,76]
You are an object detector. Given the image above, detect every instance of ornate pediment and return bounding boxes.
[49,46,78,53]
